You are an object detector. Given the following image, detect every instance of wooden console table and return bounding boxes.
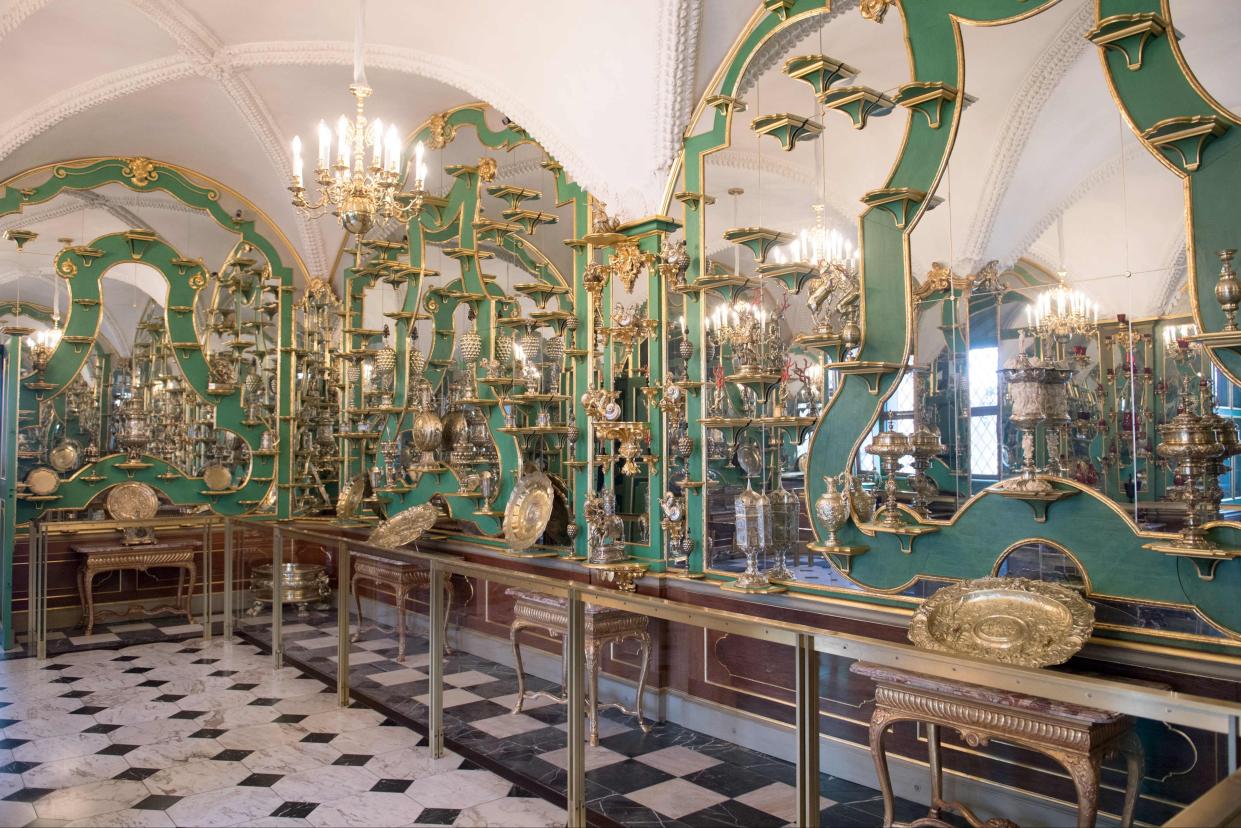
[71,540,200,636]
[351,553,451,663]
[851,662,1144,828]
[508,588,652,745]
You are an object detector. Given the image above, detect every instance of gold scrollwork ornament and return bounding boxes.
[122,157,159,187]
[860,0,894,23]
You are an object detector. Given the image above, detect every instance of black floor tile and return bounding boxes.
[189,728,227,738]
[680,799,788,828]
[239,772,284,787]
[170,710,207,720]
[682,763,776,799]
[134,794,183,811]
[370,778,412,793]
[212,749,253,762]
[271,801,318,818]
[0,761,38,774]
[114,767,160,781]
[586,760,674,797]
[0,739,25,750]
[333,754,372,766]
[2,787,53,802]
[82,723,122,734]
[301,732,336,743]
[97,743,138,756]
[413,807,461,825]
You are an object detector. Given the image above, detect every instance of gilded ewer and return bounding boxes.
[814,473,851,547]
[811,473,870,571]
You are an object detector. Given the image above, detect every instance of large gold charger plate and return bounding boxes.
[503,472,556,551]
[909,576,1094,668]
[337,474,367,519]
[106,482,160,521]
[367,504,441,549]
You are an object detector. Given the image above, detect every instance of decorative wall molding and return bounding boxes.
[653,0,703,176]
[130,0,330,278]
[959,0,1093,263]
[1154,236,1188,317]
[998,142,1147,275]
[0,0,49,42]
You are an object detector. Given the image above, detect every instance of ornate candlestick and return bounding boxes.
[908,424,945,517]
[1215,249,1239,332]
[866,430,911,527]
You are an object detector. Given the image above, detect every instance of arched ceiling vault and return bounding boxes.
[0,0,1237,303]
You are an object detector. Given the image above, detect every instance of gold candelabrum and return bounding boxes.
[866,430,911,527]
[289,83,427,236]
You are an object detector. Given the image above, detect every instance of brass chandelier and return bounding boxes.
[288,0,427,236]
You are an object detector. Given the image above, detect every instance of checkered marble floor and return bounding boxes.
[0,637,564,827]
[257,614,933,828]
[5,614,225,661]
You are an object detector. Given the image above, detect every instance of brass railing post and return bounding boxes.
[30,520,46,661]
[222,518,234,639]
[429,560,446,758]
[337,540,350,707]
[201,517,212,641]
[566,588,587,827]
[796,632,821,828]
[1229,715,1238,775]
[271,526,283,668]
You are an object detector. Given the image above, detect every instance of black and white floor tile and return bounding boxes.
[253,613,931,828]
[0,636,564,827]
[5,613,229,661]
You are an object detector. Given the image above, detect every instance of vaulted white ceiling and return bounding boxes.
[0,0,1238,320]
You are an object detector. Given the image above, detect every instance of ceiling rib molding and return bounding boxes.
[999,142,1146,274]
[129,0,329,278]
[653,0,703,178]
[0,0,49,42]
[958,0,1093,263]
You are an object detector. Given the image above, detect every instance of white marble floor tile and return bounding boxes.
[626,777,729,819]
[246,676,326,699]
[142,757,251,797]
[22,753,130,789]
[305,791,418,827]
[489,692,557,712]
[272,693,342,716]
[240,817,311,828]
[538,744,627,772]
[66,807,175,827]
[364,668,425,687]
[33,779,149,822]
[81,687,164,709]
[94,700,182,727]
[554,717,630,740]
[0,801,36,828]
[413,688,480,708]
[404,768,511,810]
[443,670,495,688]
[354,638,399,651]
[364,746,463,781]
[292,636,337,650]
[735,781,833,823]
[66,633,123,646]
[204,703,282,728]
[4,712,97,740]
[270,763,378,803]
[122,737,221,767]
[635,744,722,776]
[107,717,203,746]
[298,708,385,734]
[165,786,285,828]
[399,652,433,669]
[215,722,309,750]
[472,713,548,739]
[241,742,342,776]
[279,624,316,633]
[330,724,423,756]
[107,623,158,633]
[156,624,203,636]
[0,772,24,798]
[327,651,385,666]
[12,733,112,763]
[453,796,566,828]
[174,688,257,711]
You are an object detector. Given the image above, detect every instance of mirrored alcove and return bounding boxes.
[0,165,300,520]
[689,7,909,586]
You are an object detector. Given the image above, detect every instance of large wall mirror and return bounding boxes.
[0,160,302,522]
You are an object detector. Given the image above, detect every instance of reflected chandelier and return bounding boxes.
[288,0,427,236]
[1029,277,1098,340]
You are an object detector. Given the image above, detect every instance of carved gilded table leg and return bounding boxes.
[868,708,901,827]
[510,619,534,713]
[632,630,653,734]
[585,638,603,746]
[927,722,944,819]
[1116,731,1144,828]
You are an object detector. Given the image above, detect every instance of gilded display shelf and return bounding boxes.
[1139,115,1230,174]
[1087,11,1168,71]
[818,86,896,130]
[750,113,823,152]
[673,191,715,210]
[722,227,794,264]
[988,485,1079,524]
[783,53,858,97]
[486,184,541,210]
